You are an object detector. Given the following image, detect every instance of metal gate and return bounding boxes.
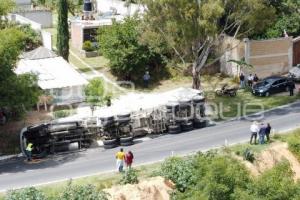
[293,37,300,66]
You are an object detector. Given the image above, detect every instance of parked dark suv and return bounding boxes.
[252,76,293,96]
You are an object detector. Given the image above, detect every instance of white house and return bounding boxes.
[15,47,88,106]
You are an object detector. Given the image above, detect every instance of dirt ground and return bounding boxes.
[104,176,175,200]
[236,142,300,181]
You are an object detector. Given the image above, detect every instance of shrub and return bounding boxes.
[6,187,46,200]
[60,182,108,200]
[119,169,139,185]
[82,40,95,52]
[160,157,195,192]
[250,161,300,200]
[53,110,75,119]
[243,148,255,163]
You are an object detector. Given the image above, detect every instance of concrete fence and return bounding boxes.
[221,37,293,78]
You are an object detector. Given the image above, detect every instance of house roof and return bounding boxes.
[22,46,58,60]
[15,56,88,90]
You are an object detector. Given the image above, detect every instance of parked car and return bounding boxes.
[252,76,293,96]
[289,65,300,81]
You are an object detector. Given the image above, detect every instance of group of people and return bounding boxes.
[250,121,272,145]
[115,148,134,172]
[239,73,259,88]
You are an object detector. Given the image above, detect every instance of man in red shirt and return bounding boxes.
[125,151,134,169]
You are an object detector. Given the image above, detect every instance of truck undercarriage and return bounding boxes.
[20,90,207,158]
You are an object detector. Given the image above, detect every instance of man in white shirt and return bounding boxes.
[247,74,254,88]
[250,121,259,144]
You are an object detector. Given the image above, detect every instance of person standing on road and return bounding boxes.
[26,143,33,161]
[258,123,266,144]
[288,81,296,96]
[116,148,125,172]
[125,151,134,169]
[250,121,259,145]
[143,71,150,88]
[253,74,259,84]
[247,74,254,88]
[265,123,272,142]
[239,73,245,88]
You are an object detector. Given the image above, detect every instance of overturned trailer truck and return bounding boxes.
[20,88,208,157]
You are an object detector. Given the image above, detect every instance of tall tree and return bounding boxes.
[141,0,275,89]
[0,28,41,118]
[98,17,164,83]
[57,0,69,61]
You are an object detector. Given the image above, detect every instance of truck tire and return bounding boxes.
[193,119,206,129]
[103,138,118,145]
[168,125,181,134]
[117,117,131,124]
[117,113,131,118]
[102,120,115,127]
[120,136,134,143]
[192,96,205,104]
[181,122,193,132]
[104,143,118,149]
[100,116,114,121]
[120,141,134,146]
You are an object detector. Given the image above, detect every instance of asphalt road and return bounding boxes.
[1,101,300,192]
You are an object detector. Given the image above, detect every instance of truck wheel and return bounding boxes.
[117,113,131,118]
[193,119,206,128]
[117,117,131,124]
[103,138,118,145]
[104,143,118,149]
[120,136,134,143]
[120,141,134,146]
[168,125,181,134]
[181,122,193,132]
[192,96,205,104]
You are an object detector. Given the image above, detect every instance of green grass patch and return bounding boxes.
[229,142,270,156]
[207,89,300,120]
[276,129,300,161]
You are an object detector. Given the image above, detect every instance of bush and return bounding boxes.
[60,182,108,200]
[249,161,300,200]
[98,17,165,83]
[119,169,139,185]
[160,157,195,192]
[243,148,255,163]
[53,110,75,119]
[6,187,46,200]
[82,40,95,52]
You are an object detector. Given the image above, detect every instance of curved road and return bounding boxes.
[1,102,300,191]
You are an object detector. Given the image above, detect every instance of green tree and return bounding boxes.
[84,78,108,107]
[98,17,164,83]
[57,0,69,60]
[17,24,42,51]
[0,28,41,118]
[141,0,275,89]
